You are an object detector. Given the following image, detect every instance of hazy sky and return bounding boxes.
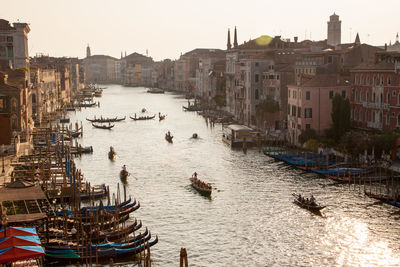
[3,0,400,61]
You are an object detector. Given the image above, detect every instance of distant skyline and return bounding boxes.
[2,0,400,61]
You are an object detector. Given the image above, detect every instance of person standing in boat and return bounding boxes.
[122,165,127,171]
[310,195,316,205]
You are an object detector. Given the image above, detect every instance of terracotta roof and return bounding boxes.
[351,61,395,71]
[296,74,350,87]
[0,19,14,31]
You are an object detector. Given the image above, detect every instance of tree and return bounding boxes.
[331,93,350,141]
[298,128,317,145]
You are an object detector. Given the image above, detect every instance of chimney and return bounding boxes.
[294,36,298,43]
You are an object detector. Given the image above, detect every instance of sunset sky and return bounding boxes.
[3,0,399,61]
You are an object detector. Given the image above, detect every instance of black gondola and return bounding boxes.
[292,193,325,212]
[165,132,173,143]
[92,123,114,129]
[130,115,156,121]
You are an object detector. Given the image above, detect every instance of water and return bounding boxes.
[70,85,400,267]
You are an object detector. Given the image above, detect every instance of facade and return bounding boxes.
[0,71,31,145]
[120,52,153,86]
[0,19,30,69]
[327,13,341,47]
[84,55,118,83]
[287,74,350,146]
[350,52,400,131]
[154,59,175,90]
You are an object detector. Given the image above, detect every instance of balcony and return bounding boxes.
[367,121,382,129]
[361,102,390,110]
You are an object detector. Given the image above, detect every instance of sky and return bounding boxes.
[3,0,400,61]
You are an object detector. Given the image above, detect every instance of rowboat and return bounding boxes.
[189,177,212,197]
[120,169,129,180]
[292,193,325,212]
[165,133,173,143]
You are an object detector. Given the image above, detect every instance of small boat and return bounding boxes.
[130,115,156,121]
[79,102,97,107]
[92,123,114,129]
[108,147,116,160]
[120,169,129,180]
[159,112,166,121]
[147,88,165,94]
[182,105,202,111]
[165,132,173,143]
[141,108,147,113]
[190,176,212,197]
[86,116,125,123]
[292,193,325,212]
[192,133,198,139]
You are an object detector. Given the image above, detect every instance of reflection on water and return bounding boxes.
[70,85,400,266]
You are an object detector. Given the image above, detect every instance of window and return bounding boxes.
[277,75,280,80]
[386,114,390,125]
[255,74,259,83]
[393,90,396,96]
[255,89,259,100]
[11,98,17,112]
[373,75,376,85]
[354,91,358,103]
[306,124,311,129]
[288,104,290,115]
[11,114,17,129]
[328,56,332,63]
[360,74,363,85]
[292,105,297,117]
[360,91,363,102]
[298,107,301,117]
[388,76,391,85]
[329,91,334,99]
[255,62,259,67]
[372,111,376,123]
[387,93,391,104]
[366,92,369,102]
[297,124,301,130]
[342,90,346,98]
[366,76,370,85]
[7,46,13,58]
[354,75,358,85]
[380,76,384,85]
[0,46,5,57]
[305,108,312,118]
[293,91,297,99]
[6,36,13,42]
[306,91,311,100]
[288,90,291,98]
[397,114,400,126]
[373,92,376,103]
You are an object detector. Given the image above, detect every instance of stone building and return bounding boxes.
[0,19,30,69]
[327,13,341,47]
[84,55,118,83]
[350,51,400,132]
[287,74,350,146]
[120,52,153,86]
[0,70,31,145]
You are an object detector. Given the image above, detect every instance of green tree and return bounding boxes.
[298,128,317,145]
[331,93,350,141]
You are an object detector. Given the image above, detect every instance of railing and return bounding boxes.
[367,121,382,129]
[361,102,390,110]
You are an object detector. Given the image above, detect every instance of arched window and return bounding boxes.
[373,75,376,85]
[380,76,384,85]
[388,76,391,85]
[373,92,376,103]
[366,76,370,85]
[366,92,369,102]
[354,75,358,85]
[360,74,363,85]
[354,91,358,103]
[360,91,363,103]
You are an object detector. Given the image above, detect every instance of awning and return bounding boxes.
[0,227,44,264]
[0,235,41,249]
[0,246,44,263]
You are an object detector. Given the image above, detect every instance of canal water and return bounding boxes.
[70,85,400,267]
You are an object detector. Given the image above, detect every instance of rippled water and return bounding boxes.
[70,85,400,267]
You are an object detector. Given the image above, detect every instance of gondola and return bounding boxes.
[44,227,149,251]
[292,193,325,212]
[45,235,158,262]
[92,123,114,129]
[189,177,212,196]
[108,150,116,160]
[182,105,202,111]
[79,102,97,107]
[87,116,125,123]
[165,133,173,143]
[68,130,81,138]
[80,197,133,213]
[159,112,166,121]
[130,115,156,121]
[120,169,129,179]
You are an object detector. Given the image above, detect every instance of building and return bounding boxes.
[327,13,341,47]
[84,55,118,83]
[350,51,400,131]
[120,52,153,86]
[0,70,31,146]
[287,74,350,146]
[0,19,30,69]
